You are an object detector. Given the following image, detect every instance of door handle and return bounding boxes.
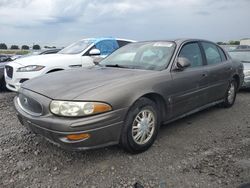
[202,73,208,77]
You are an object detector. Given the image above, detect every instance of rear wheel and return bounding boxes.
[222,79,237,108]
[120,98,159,153]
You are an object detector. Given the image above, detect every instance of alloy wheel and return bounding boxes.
[132,109,156,145]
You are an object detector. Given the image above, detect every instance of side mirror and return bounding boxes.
[175,57,191,70]
[89,49,101,56]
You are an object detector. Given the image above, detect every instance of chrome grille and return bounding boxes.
[18,94,43,116]
[5,65,13,78]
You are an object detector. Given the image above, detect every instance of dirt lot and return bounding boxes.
[0,91,249,188]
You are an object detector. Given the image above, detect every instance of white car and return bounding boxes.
[5,37,135,91]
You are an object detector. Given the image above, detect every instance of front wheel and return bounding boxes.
[221,79,237,108]
[120,98,160,153]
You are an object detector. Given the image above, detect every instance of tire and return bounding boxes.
[0,76,6,91]
[221,79,237,108]
[120,97,160,153]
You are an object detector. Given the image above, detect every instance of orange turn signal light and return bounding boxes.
[66,133,90,141]
[93,103,112,113]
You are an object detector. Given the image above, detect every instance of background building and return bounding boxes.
[240,38,250,45]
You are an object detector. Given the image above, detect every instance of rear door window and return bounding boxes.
[202,42,222,65]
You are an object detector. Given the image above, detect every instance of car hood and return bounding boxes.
[243,63,250,70]
[21,66,155,100]
[11,54,79,67]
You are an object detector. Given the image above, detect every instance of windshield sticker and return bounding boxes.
[153,42,173,47]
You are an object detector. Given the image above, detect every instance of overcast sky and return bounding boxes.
[0,0,250,47]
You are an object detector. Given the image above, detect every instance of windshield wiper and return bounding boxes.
[241,60,250,63]
[104,64,129,68]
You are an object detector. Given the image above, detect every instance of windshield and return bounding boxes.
[100,42,176,71]
[58,40,94,54]
[229,51,250,63]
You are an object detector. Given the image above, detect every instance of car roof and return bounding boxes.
[79,37,136,44]
[174,38,220,45]
[229,49,250,52]
[131,38,217,45]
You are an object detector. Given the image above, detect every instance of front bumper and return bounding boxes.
[4,64,45,92]
[14,91,128,151]
[6,80,21,91]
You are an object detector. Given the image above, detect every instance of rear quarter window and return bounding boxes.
[117,40,132,48]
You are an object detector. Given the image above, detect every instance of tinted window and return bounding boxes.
[217,47,227,62]
[179,43,203,68]
[117,40,131,48]
[95,40,119,55]
[202,42,222,65]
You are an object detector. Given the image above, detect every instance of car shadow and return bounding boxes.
[0,88,12,93]
[158,105,219,137]
[239,88,250,93]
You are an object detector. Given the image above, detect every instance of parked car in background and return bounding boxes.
[0,61,7,90]
[23,48,62,57]
[8,49,62,62]
[236,45,250,50]
[5,37,135,91]
[15,39,243,153]
[39,49,62,55]
[0,54,12,62]
[9,55,23,61]
[229,49,250,88]
[0,55,13,90]
[220,45,238,52]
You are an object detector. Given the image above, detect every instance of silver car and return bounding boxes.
[14,39,244,153]
[0,54,13,90]
[229,49,250,88]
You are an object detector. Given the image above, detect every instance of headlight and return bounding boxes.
[244,69,250,76]
[50,101,112,117]
[17,65,45,72]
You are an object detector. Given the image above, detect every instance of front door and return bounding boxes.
[170,42,209,118]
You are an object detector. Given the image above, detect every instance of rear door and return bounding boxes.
[170,42,209,117]
[200,42,232,102]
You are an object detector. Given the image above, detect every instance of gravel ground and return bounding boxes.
[0,90,249,188]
